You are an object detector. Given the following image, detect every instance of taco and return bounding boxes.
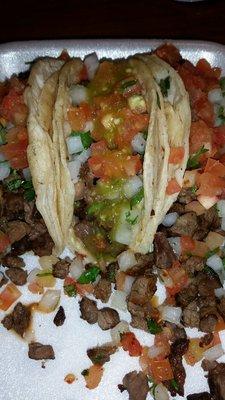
[52,54,191,261]
[24,58,65,254]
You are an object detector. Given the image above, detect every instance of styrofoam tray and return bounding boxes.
[0,39,225,400]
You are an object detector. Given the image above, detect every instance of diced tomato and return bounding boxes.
[189,120,213,155]
[168,147,185,164]
[67,103,93,132]
[166,178,181,195]
[139,346,150,374]
[0,87,27,124]
[88,151,142,180]
[155,43,182,68]
[1,126,29,169]
[148,358,174,383]
[0,231,10,253]
[180,235,196,254]
[197,172,225,197]
[0,283,21,311]
[204,158,225,177]
[214,126,225,148]
[79,64,88,81]
[215,316,225,332]
[58,50,70,61]
[166,262,189,296]
[115,109,149,149]
[220,154,225,165]
[153,333,171,360]
[90,140,108,155]
[28,281,44,294]
[84,364,104,390]
[75,282,94,296]
[121,332,143,357]
[196,59,221,81]
[211,332,221,345]
[194,95,214,127]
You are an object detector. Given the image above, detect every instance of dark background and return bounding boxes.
[0,0,224,44]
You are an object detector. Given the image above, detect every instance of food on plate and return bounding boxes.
[1,43,225,400]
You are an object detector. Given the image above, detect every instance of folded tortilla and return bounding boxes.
[24,58,65,255]
[52,54,191,259]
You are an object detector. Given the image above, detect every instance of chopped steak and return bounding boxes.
[199,333,214,348]
[183,256,204,275]
[183,300,200,328]
[199,297,218,333]
[204,361,225,400]
[178,188,196,204]
[28,220,47,241]
[6,267,27,286]
[87,344,117,365]
[130,315,148,332]
[126,253,154,276]
[28,342,55,360]
[1,255,25,269]
[169,202,185,215]
[165,322,187,342]
[165,339,189,397]
[4,192,24,220]
[122,371,149,400]
[176,282,198,308]
[7,221,30,243]
[79,297,98,324]
[197,272,221,297]
[53,306,66,327]
[128,275,157,306]
[154,232,176,269]
[97,307,120,330]
[31,232,54,256]
[0,271,8,288]
[93,278,111,303]
[104,262,119,283]
[2,302,31,337]
[170,212,198,236]
[187,393,212,400]
[128,301,159,332]
[52,260,70,279]
[11,236,31,256]
[217,297,225,321]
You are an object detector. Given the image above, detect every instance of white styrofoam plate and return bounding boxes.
[0,39,225,400]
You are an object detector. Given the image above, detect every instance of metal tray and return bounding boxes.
[0,39,225,400]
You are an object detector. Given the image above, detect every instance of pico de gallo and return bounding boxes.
[66,58,149,260]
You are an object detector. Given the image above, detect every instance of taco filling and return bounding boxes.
[65,59,151,260]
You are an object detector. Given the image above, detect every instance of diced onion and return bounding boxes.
[70,84,88,106]
[22,167,31,181]
[123,176,143,199]
[39,255,58,270]
[0,153,6,162]
[66,135,84,155]
[78,149,91,164]
[162,212,178,227]
[118,250,137,271]
[154,384,170,400]
[110,290,127,312]
[197,195,218,210]
[27,268,41,283]
[0,161,10,181]
[70,257,85,280]
[208,88,223,104]
[38,289,61,313]
[84,121,94,132]
[123,275,135,294]
[215,288,225,298]
[217,200,225,217]
[84,53,99,80]
[206,254,223,272]
[204,344,224,361]
[183,170,198,188]
[160,305,182,325]
[168,237,181,257]
[68,149,91,182]
[114,224,132,245]
[131,133,146,154]
[110,320,129,344]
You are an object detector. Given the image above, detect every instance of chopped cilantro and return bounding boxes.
[92,353,104,364]
[125,211,138,225]
[142,130,148,140]
[156,92,161,109]
[187,146,208,169]
[24,188,35,202]
[0,124,6,145]
[147,318,162,334]
[159,76,170,97]
[77,266,100,284]
[170,378,179,391]
[205,247,219,259]
[190,185,197,194]
[6,178,22,191]
[130,187,144,209]
[218,106,225,124]
[87,201,106,216]
[149,382,157,397]
[70,131,93,149]
[5,175,35,202]
[120,79,137,91]
[64,284,77,297]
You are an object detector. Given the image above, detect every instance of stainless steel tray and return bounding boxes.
[0,39,225,400]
